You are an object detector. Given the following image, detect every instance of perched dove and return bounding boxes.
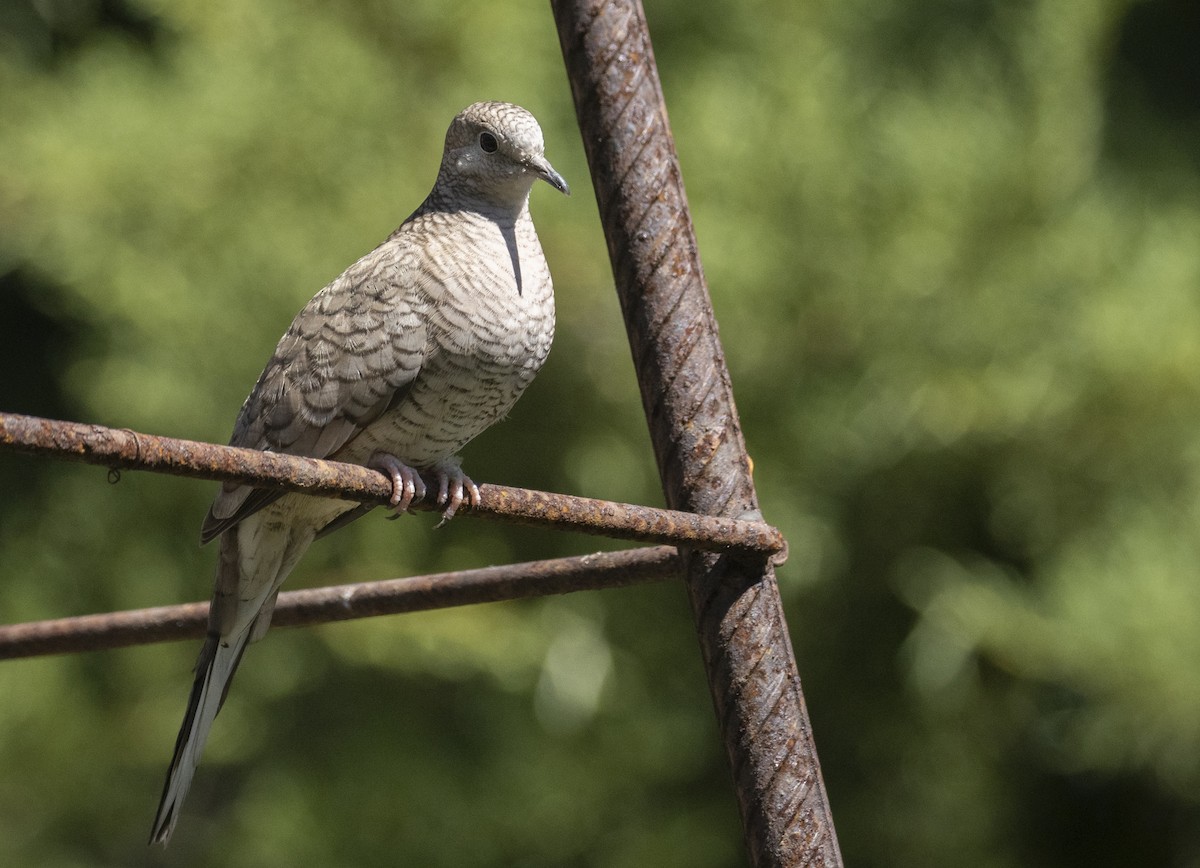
[150,101,568,844]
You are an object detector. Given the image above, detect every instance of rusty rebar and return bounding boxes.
[0,546,680,660]
[552,3,843,866]
[0,412,784,555]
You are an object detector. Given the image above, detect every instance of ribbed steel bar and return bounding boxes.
[0,546,680,660]
[552,2,843,866]
[0,412,784,555]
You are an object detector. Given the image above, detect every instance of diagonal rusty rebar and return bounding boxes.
[0,412,784,555]
[0,546,680,660]
[552,2,843,865]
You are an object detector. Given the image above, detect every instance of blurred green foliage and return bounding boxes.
[2,0,1200,865]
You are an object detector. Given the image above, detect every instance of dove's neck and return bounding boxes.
[418,182,532,225]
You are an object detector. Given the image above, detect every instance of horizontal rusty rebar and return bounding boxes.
[0,546,681,660]
[0,412,785,556]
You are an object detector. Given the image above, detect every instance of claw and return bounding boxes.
[432,462,481,528]
[368,453,427,515]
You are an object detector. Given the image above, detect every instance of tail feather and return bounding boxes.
[149,625,253,845]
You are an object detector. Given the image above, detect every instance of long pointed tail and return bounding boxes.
[149,625,253,845]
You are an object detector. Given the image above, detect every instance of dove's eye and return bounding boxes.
[479,132,499,153]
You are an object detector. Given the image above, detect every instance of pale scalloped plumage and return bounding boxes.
[150,102,568,844]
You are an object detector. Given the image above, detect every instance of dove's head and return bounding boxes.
[438,101,570,206]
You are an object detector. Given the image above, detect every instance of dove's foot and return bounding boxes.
[369,453,428,514]
[368,453,479,524]
[429,458,481,527]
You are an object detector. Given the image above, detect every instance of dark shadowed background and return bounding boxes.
[2,0,1199,865]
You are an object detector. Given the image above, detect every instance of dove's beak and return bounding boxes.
[529,155,570,196]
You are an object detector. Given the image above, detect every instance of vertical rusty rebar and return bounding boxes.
[551,2,844,865]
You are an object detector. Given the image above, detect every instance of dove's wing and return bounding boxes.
[200,248,430,544]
